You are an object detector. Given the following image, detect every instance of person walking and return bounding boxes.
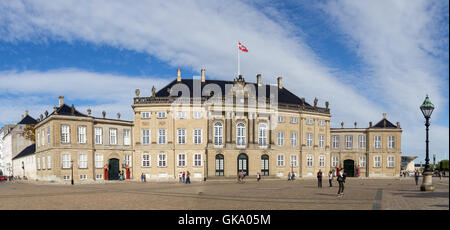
[328,170,333,187]
[182,171,186,183]
[185,171,191,184]
[414,170,420,186]
[317,169,323,188]
[288,172,291,181]
[178,172,182,183]
[240,170,245,183]
[257,173,261,182]
[337,170,346,197]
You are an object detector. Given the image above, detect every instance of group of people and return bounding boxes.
[237,170,246,183]
[316,169,347,197]
[178,171,191,184]
[287,172,296,181]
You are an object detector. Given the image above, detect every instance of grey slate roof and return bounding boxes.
[18,115,37,125]
[372,118,397,128]
[12,144,35,160]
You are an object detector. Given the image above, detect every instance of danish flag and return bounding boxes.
[238,42,248,52]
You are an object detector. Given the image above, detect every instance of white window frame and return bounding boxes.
[158,153,167,167]
[177,128,186,144]
[141,112,150,119]
[124,154,132,167]
[47,155,51,169]
[194,154,202,167]
[290,117,298,124]
[95,154,104,168]
[359,135,366,149]
[78,126,87,144]
[37,157,40,170]
[319,155,325,168]
[95,127,103,145]
[78,153,88,169]
[62,153,71,169]
[236,123,246,147]
[193,111,202,119]
[388,136,395,149]
[374,156,381,168]
[37,132,40,147]
[306,133,313,147]
[319,120,325,126]
[142,129,150,145]
[177,153,186,167]
[332,156,339,168]
[61,125,70,144]
[42,156,46,170]
[158,129,166,144]
[306,118,314,125]
[387,156,395,168]
[193,129,202,145]
[374,136,382,149]
[291,132,297,147]
[258,123,267,147]
[41,130,45,146]
[177,111,186,119]
[345,135,353,149]
[277,132,284,146]
[332,135,339,149]
[47,127,50,145]
[319,135,325,148]
[278,116,284,123]
[290,155,298,167]
[109,128,117,145]
[142,154,150,167]
[359,156,366,167]
[306,155,313,167]
[123,129,131,146]
[214,122,223,146]
[277,154,285,167]
[157,111,166,118]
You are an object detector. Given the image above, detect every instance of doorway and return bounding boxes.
[261,155,269,176]
[108,158,120,180]
[237,153,248,176]
[344,159,355,177]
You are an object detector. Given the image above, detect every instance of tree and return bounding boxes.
[438,160,449,172]
[20,124,36,142]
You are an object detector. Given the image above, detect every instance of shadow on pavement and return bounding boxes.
[392,191,449,199]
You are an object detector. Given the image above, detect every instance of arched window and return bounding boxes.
[258,123,267,146]
[236,122,246,147]
[214,122,223,146]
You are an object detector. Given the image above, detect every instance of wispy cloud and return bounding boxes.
[0,0,448,158]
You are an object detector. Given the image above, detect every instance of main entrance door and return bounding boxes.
[108,158,120,180]
[344,159,355,177]
[261,155,269,176]
[237,153,248,176]
[215,154,224,176]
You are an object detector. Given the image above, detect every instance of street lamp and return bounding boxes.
[71,160,74,185]
[420,95,435,191]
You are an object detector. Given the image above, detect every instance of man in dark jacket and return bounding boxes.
[337,169,346,197]
[317,169,323,188]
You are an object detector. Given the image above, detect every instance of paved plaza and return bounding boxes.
[0,177,448,210]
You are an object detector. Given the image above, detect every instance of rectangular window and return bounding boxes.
[158,154,166,167]
[387,156,395,168]
[79,175,87,180]
[307,155,313,167]
[332,156,339,168]
[47,127,50,145]
[290,117,298,124]
[290,155,298,167]
[388,136,395,149]
[214,123,223,146]
[258,124,267,147]
[290,132,297,147]
[37,133,40,147]
[319,135,325,148]
[78,126,87,144]
[142,154,150,167]
[37,157,40,170]
[374,136,382,149]
[177,129,186,144]
[47,155,51,169]
[61,125,70,143]
[319,155,325,167]
[345,135,353,149]
[62,153,71,169]
[178,154,186,167]
[332,135,339,149]
[109,129,117,145]
[124,154,132,167]
[157,111,166,118]
[142,129,150,145]
[96,174,103,179]
[141,112,150,119]
[63,175,70,180]
[277,154,285,167]
[306,118,314,125]
[95,154,104,168]
[359,135,366,149]
[42,156,46,169]
[278,116,284,123]
[193,111,202,119]
[359,156,366,167]
[193,129,202,144]
[158,129,166,144]
[177,111,186,119]
[277,132,284,146]
[194,154,202,167]
[319,120,325,126]
[95,128,103,144]
[41,130,45,146]
[306,133,313,147]
[78,154,88,169]
[374,156,381,168]
[123,129,130,145]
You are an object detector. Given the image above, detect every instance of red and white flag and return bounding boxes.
[238,42,248,52]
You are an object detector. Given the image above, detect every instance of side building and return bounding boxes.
[330,113,402,177]
[34,96,134,183]
[12,144,36,180]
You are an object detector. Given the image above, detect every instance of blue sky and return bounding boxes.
[0,0,448,161]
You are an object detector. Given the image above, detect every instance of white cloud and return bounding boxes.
[0,0,448,157]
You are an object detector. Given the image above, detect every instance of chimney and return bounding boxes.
[25,110,29,116]
[397,122,401,128]
[71,104,75,115]
[177,68,181,82]
[21,114,24,119]
[369,122,372,127]
[383,113,386,119]
[201,69,205,83]
[102,111,106,118]
[257,74,262,86]
[59,96,64,107]
[277,77,283,89]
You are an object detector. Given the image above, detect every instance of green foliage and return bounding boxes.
[438,160,449,171]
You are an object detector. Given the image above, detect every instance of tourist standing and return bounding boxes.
[337,170,346,197]
[328,170,333,187]
[185,171,191,184]
[288,172,291,181]
[317,169,323,188]
[414,170,420,186]
[257,173,261,182]
[439,171,442,182]
[182,171,186,183]
[178,172,182,183]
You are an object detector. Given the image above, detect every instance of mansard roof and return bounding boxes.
[18,115,37,125]
[12,144,35,160]
[372,118,398,128]
[155,78,311,106]
[50,104,88,117]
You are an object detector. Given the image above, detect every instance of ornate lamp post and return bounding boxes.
[420,95,435,191]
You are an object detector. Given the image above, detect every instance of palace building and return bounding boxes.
[33,69,402,183]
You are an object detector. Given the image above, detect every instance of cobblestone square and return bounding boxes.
[0,177,448,210]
